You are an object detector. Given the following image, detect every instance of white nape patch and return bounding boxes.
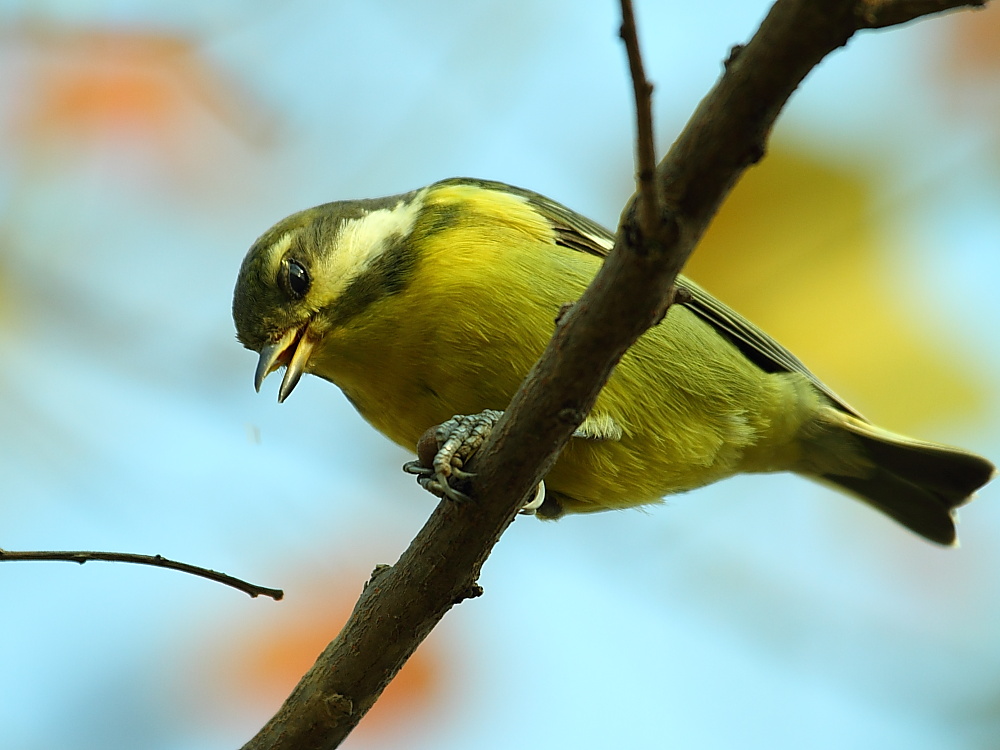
[312,198,424,298]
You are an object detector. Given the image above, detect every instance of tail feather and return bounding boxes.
[815,414,994,545]
[825,470,962,546]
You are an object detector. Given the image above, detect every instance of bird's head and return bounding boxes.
[232,190,422,401]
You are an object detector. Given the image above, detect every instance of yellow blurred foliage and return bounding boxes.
[684,146,986,432]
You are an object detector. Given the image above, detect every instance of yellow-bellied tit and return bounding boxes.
[232,177,994,545]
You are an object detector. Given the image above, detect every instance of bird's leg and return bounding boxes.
[402,409,545,513]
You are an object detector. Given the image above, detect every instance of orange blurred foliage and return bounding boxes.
[4,23,277,155]
[203,574,447,741]
[944,2,1000,75]
[932,3,1000,165]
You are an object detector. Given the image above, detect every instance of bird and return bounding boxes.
[232,177,994,545]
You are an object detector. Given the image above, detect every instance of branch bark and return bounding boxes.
[241,1,987,747]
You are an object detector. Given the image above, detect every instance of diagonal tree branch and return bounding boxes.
[241,1,988,748]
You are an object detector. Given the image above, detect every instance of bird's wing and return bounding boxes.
[673,278,866,420]
[509,182,867,421]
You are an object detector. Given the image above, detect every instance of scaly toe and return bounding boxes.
[405,409,504,502]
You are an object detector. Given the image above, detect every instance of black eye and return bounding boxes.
[284,259,310,298]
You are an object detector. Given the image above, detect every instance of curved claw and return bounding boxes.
[436,478,471,503]
[402,460,432,477]
[518,481,546,515]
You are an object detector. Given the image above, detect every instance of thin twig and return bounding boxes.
[0,548,284,600]
[619,0,659,238]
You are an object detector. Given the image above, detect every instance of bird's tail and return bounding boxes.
[808,411,994,545]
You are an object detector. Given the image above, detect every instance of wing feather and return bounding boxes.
[459,179,867,421]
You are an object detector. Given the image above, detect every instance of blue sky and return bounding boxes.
[1,2,998,749]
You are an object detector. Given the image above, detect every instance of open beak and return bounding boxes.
[254,325,318,403]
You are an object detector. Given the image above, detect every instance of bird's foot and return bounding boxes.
[403,409,545,513]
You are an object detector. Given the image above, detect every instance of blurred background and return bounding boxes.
[1,1,998,748]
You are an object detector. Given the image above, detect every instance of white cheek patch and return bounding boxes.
[311,198,424,300]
